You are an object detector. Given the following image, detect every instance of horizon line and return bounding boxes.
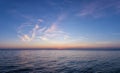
[0,47,120,50]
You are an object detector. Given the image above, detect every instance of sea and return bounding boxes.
[0,49,120,73]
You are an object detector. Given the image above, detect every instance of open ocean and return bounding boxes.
[0,49,120,73]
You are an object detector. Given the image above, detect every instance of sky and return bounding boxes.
[0,0,120,49]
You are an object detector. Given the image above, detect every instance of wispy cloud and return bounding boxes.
[19,34,31,41]
[37,14,70,42]
[38,19,44,23]
[17,14,88,44]
[78,0,120,18]
[17,14,71,43]
[40,24,70,42]
[18,24,40,41]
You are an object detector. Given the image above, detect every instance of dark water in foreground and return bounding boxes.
[0,50,120,73]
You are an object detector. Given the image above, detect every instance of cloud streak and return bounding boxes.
[17,14,72,43]
[17,13,88,45]
[18,24,40,41]
[78,0,120,18]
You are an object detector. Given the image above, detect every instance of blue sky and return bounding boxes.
[0,0,120,48]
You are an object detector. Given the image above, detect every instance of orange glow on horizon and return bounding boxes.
[0,41,120,49]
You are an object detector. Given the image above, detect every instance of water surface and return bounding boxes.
[0,50,120,73]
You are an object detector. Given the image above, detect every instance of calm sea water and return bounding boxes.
[0,50,120,73]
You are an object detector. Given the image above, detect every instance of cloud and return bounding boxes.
[17,14,70,42]
[79,2,98,16]
[45,24,57,33]
[31,24,39,40]
[37,14,69,42]
[39,24,70,42]
[19,34,31,41]
[95,41,113,44]
[77,0,120,18]
[38,19,44,22]
[18,23,40,42]
[17,14,87,44]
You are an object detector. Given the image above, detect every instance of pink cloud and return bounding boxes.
[45,24,57,33]
[18,23,40,41]
[17,14,85,43]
